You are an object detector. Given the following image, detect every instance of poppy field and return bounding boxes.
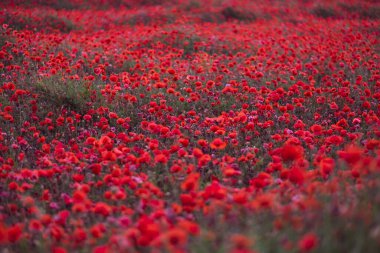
[0,0,379,252]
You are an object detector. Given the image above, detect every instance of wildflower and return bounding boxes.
[319,157,334,178]
[210,138,227,150]
[231,233,252,251]
[338,145,363,165]
[181,173,200,192]
[178,220,200,235]
[288,167,305,185]
[89,163,102,175]
[7,224,22,243]
[94,202,112,217]
[298,233,318,252]
[93,245,109,253]
[154,154,168,164]
[164,228,187,247]
[280,144,304,162]
[73,228,87,244]
[52,247,67,253]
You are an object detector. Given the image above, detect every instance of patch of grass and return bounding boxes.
[138,0,163,6]
[182,0,201,11]
[360,7,380,19]
[1,0,78,10]
[143,30,203,56]
[128,11,154,26]
[221,6,257,22]
[195,6,262,24]
[311,5,339,19]
[1,11,79,33]
[339,3,380,19]
[42,15,78,33]
[0,31,13,49]
[33,76,94,114]
[36,0,77,10]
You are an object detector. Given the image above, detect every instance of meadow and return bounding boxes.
[0,0,379,252]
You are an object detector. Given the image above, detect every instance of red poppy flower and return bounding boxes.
[7,224,22,243]
[298,233,318,252]
[210,138,227,150]
[52,247,67,253]
[288,167,305,185]
[93,245,109,253]
[338,145,363,165]
[93,202,112,217]
[154,154,168,164]
[280,144,304,162]
[164,228,187,247]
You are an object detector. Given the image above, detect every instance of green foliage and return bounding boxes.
[42,15,78,33]
[2,11,78,33]
[311,5,338,19]
[1,0,77,10]
[33,76,94,113]
[339,3,380,19]
[221,6,257,22]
